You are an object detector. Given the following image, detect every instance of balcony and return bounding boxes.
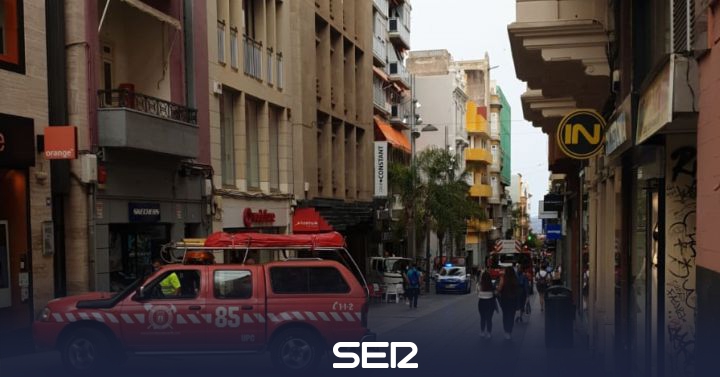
[469,184,492,198]
[243,34,263,80]
[389,102,410,128]
[388,18,410,50]
[465,148,493,164]
[373,81,390,114]
[373,0,389,18]
[388,62,410,88]
[373,35,388,66]
[97,89,198,158]
[468,219,494,232]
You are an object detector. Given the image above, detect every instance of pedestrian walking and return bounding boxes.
[404,263,422,309]
[535,262,550,311]
[551,264,563,286]
[476,270,497,339]
[496,266,520,340]
[514,264,530,323]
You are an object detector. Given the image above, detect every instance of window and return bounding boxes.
[230,28,238,69]
[269,106,281,191]
[246,98,260,189]
[243,0,256,38]
[270,267,350,294]
[146,270,201,299]
[0,0,24,73]
[220,90,236,187]
[217,20,226,64]
[214,270,253,299]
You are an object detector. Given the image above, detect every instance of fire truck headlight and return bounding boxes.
[39,307,52,322]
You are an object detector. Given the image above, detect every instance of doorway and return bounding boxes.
[108,224,170,291]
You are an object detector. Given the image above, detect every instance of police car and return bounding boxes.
[435,265,472,294]
[33,232,375,374]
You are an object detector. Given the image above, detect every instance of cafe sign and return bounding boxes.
[243,208,276,227]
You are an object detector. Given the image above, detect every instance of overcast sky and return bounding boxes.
[410,0,549,219]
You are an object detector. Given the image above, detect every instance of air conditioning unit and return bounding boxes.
[79,154,97,183]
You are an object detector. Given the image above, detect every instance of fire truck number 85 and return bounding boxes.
[215,307,241,328]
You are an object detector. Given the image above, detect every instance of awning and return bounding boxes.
[121,0,182,30]
[373,66,390,82]
[374,116,410,153]
[292,208,334,233]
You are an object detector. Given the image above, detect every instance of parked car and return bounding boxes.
[34,232,374,374]
[435,266,472,294]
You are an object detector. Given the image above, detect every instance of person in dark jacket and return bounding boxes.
[514,263,530,323]
[496,266,520,340]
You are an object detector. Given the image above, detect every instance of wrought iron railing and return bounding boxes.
[243,34,263,80]
[98,89,198,125]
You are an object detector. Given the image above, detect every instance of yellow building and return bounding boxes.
[464,100,493,259]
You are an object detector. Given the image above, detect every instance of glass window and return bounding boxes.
[0,0,24,73]
[270,267,350,294]
[214,270,252,299]
[220,90,236,187]
[146,270,200,300]
[246,98,260,189]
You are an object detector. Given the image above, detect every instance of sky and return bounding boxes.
[410,0,549,220]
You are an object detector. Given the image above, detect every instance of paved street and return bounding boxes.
[0,289,604,377]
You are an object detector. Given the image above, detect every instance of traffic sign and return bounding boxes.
[556,110,607,159]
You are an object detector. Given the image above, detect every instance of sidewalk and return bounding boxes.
[0,327,34,359]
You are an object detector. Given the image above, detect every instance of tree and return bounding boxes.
[389,148,483,264]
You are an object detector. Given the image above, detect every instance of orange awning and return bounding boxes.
[374,115,410,153]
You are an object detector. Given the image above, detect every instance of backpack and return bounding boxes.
[536,270,549,288]
[407,268,420,288]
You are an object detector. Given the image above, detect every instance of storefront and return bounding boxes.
[94,149,209,291]
[0,114,35,332]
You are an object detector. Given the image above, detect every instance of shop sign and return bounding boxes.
[43,126,77,160]
[556,110,606,159]
[292,207,333,233]
[243,208,276,227]
[546,224,562,240]
[129,202,161,223]
[0,113,35,168]
[374,141,388,197]
[637,61,672,144]
[543,194,563,212]
[605,96,632,156]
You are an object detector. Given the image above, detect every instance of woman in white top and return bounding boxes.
[476,270,496,339]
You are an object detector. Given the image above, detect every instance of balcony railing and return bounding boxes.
[388,18,410,49]
[389,102,410,125]
[243,34,262,80]
[373,35,387,63]
[388,62,410,87]
[465,148,493,164]
[469,184,492,198]
[373,82,389,112]
[267,48,274,85]
[98,89,198,125]
[276,52,283,89]
[373,0,389,17]
[230,28,238,69]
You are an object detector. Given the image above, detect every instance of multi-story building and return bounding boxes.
[406,49,469,261]
[509,0,706,375]
[510,173,529,241]
[289,0,375,269]
[207,0,295,257]
[57,0,210,295]
[371,0,413,257]
[0,0,52,334]
[496,85,513,235]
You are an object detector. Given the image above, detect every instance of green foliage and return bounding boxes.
[388,147,483,256]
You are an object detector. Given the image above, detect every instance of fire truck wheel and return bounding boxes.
[271,328,322,372]
[60,327,115,375]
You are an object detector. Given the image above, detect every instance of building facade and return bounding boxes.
[371,0,412,258]
[0,0,53,334]
[510,0,706,376]
[289,0,375,271]
[207,0,295,260]
[406,50,470,262]
[59,0,210,295]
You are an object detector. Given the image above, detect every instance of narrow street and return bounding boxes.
[0,290,602,377]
